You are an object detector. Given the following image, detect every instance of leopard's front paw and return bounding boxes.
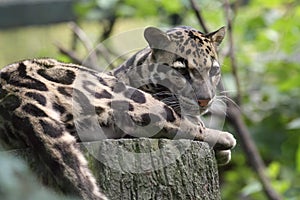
[204,129,236,165]
[203,129,236,165]
[204,129,236,151]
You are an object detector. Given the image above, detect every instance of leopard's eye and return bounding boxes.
[209,62,220,77]
[173,58,187,69]
[172,58,191,79]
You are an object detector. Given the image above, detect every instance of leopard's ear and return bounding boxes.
[206,26,226,47]
[144,27,171,50]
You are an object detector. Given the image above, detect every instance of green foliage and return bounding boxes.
[221,0,300,199]
[0,153,77,200]
[74,0,188,26]
[60,0,300,199]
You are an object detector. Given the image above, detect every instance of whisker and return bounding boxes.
[215,95,241,111]
[211,99,228,116]
[219,90,237,94]
[153,92,174,98]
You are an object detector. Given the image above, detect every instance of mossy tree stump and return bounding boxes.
[82,138,221,200]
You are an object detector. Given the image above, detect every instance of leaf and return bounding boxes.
[73,1,97,18]
[297,144,300,173]
[287,118,300,130]
[267,161,280,179]
[161,0,181,13]
[241,180,262,196]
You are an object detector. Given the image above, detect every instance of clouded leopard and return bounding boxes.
[0,26,236,199]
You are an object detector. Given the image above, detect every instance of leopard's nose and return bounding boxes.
[198,99,211,107]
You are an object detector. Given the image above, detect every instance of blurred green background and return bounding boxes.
[0,0,300,199]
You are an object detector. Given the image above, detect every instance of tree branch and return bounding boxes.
[57,22,117,70]
[55,43,83,65]
[189,1,283,199]
[221,1,283,199]
[69,22,98,68]
[99,16,116,42]
[223,0,242,105]
[225,100,283,200]
[94,44,117,69]
[189,0,209,33]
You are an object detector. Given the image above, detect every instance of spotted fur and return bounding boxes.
[0,26,236,199]
[113,26,235,166]
[113,26,225,114]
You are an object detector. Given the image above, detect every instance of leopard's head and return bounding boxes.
[144,26,225,113]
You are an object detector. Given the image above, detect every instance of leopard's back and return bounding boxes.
[0,59,112,199]
[0,58,183,200]
[0,59,105,146]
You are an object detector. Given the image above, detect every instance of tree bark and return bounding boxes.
[8,138,221,200]
[81,138,221,200]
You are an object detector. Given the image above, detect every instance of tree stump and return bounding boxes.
[81,138,221,200]
[6,138,221,199]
